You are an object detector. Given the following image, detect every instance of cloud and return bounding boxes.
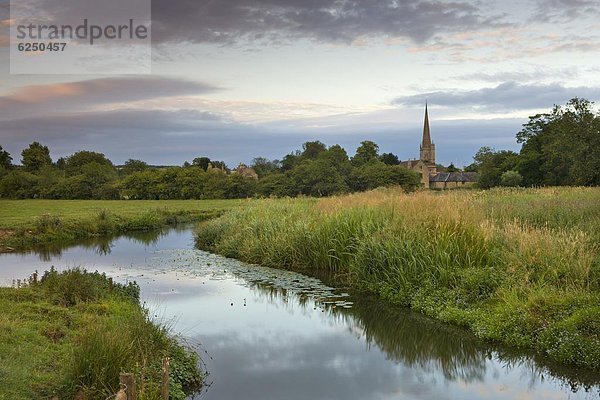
[449,67,581,83]
[27,0,505,45]
[0,76,219,120]
[392,82,600,111]
[531,0,600,22]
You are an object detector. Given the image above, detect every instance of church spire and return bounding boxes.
[422,101,432,146]
[419,102,435,165]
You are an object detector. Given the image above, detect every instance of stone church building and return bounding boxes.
[401,104,477,189]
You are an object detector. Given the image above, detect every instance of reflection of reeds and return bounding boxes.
[21,225,170,262]
[244,275,600,392]
[195,187,600,372]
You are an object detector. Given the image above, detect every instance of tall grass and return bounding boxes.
[195,187,600,371]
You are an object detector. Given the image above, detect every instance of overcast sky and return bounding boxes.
[1,0,599,167]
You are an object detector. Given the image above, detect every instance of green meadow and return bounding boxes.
[195,187,600,371]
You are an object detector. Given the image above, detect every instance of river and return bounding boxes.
[0,226,598,400]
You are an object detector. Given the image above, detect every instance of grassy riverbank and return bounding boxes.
[0,268,203,400]
[195,187,600,371]
[0,199,242,251]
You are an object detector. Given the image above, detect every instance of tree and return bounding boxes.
[224,174,257,198]
[517,98,600,186]
[320,145,352,177]
[256,173,292,197]
[380,152,400,165]
[121,159,148,175]
[64,151,114,176]
[0,170,41,198]
[192,157,211,171]
[350,162,420,192]
[281,151,301,171]
[288,159,348,196]
[469,147,519,189]
[210,160,229,172]
[352,141,379,166]
[301,141,327,160]
[0,145,12,171]
[446,163,459,172]
[55,157,66,170]
[251,157,281,178]
[121,170,160,199]
[21,142,52,172]
[500,170,523,187]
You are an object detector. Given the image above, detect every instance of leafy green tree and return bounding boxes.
[203,169,227,199]
[352,141,379,166]
[36,165,63,197]
[380,152,400,165]
[350,162,420,192]
[55,157,66,170]
[0,170,41,198]
[289,159,348,196]
[251,157,281,178]
[256,173,292,197]
[281,151,301,171]
[0,145,12,171]
[121,159,148,175]
[64,151,114,176]
[121,170,160,199]
[517,97,600,186]
[21,142,52,172]
[469,147,519,189]
[319,145,352,178]
[224,174,257,198]
[192,157,211,171]
[177,168,207,199]
[301,141,327,159]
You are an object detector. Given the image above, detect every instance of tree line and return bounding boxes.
[1,97,597,198]
[0,140,422,199]
[465,98,600,188]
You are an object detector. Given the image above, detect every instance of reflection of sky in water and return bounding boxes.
[0,227,598,400]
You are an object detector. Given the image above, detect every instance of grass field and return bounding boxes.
[195,187,600,371]
[0,199,242,229]
[0,199,244,251]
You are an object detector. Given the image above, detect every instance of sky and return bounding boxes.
[1,0,599,167]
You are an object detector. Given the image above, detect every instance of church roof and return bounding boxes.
[429,172,478,183]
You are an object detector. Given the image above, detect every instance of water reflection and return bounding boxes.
[0,227,598,400]
[9,226,186,262]
[244,279,600,398]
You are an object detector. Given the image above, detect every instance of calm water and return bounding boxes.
[0,227,598,400]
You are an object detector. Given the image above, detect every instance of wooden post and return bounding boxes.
[119,373,137,400]
[161,357,170,400]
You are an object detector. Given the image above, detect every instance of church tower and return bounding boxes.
[419,103,435,165]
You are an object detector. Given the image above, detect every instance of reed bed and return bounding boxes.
[196,187,600,370]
